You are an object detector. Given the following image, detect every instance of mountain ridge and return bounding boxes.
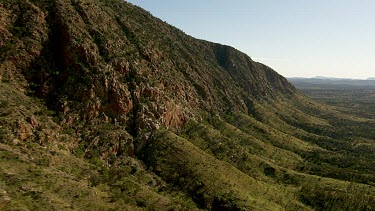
[1,0,299,150]
[1,0,375,210]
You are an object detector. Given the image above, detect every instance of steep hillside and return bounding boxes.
[1,0,374,210]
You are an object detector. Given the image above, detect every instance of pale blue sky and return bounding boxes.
[126,0,375,79]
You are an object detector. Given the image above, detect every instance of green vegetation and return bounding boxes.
[0,0,374,210]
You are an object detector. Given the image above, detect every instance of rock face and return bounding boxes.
[0,0,297,155]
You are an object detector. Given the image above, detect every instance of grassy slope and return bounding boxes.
[142,130,310,210]
[0,82,198,210]
[174,108,375,210]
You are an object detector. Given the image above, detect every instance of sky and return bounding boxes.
[126,0,375,79]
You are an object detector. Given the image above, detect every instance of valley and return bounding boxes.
[290,78,375,119]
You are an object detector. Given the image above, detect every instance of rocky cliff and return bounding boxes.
[1,0,297,153]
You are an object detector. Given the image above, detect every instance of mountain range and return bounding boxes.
[0,0,374,210]
[289,76,375,80]
[289,77,375,90]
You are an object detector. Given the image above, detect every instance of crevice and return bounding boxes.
[213,43,231,70]
[24,0,67,111]
[125,66,140,138]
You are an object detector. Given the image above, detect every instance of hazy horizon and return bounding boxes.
[126,0,375,79]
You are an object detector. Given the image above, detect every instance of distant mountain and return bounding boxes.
[368,77,375,80]
[313,76,352,80]
[289,76,364,81]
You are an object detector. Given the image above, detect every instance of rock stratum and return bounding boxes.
[0,0,374,210]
